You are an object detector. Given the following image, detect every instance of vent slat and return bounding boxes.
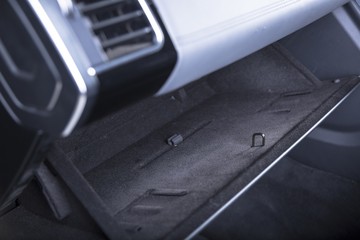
[92,10,143,31]
[79,0,126,13]
[74,0,160,60]
[102,27,152,49]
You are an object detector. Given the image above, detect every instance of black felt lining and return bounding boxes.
[14,43,360,240]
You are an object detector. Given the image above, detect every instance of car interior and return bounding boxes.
[1,0,360,239]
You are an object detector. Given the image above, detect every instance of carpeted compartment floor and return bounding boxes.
[55,44,359,239]
[1,44,359,240]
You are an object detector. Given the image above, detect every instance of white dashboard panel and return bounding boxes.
[154,0,351,95]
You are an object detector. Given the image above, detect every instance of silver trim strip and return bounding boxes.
[186,82,360,239]
[28,0,88,137]
[92,0,165,73]
[56,0,75,17]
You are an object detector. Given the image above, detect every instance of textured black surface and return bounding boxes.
[2,44,359,240]
[200,156,360,240]
[57,44,359,239]
[46,146,130,240]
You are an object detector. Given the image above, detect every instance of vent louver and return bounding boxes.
[74,0,163,61]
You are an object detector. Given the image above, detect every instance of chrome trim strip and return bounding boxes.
[56,0,75,17]
[186,82,360,239]
[28,0,88,137]
[92,0,165,73]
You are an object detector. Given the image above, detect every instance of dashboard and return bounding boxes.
[0,0,355,229]
[0,0,351,138]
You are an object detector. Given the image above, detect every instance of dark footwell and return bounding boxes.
[200,157,360,240]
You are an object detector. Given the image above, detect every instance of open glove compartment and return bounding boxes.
[1,44,359,240]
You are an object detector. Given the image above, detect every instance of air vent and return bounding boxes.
[74,0,164,61]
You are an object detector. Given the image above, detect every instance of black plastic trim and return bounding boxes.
[88,1,178,119]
